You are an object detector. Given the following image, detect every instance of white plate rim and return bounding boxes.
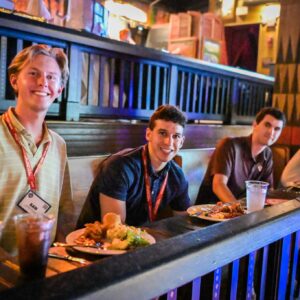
[66,228,155,255]
[187,204,229,222]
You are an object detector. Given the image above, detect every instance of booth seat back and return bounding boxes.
[271,145,290,188]
[67,149,215,216]
[179,148,215,204]
[67,145,289,220]
[68,155,109,217]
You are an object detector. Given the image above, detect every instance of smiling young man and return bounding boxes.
[196,107,286,204]
[0,45,74,254]
[77,105,190,227]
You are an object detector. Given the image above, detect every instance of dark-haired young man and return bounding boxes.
[77,105,190,227]
[196,107,286,204]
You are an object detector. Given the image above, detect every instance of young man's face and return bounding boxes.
[146,119,185,171]
[10,54,63,114]
[252,114,284,147]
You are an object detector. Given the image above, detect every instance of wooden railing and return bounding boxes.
[0,12,274,124]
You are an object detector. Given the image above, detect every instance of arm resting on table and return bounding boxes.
[212,174,237,203]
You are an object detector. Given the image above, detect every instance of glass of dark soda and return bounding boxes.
[14,214,55,280]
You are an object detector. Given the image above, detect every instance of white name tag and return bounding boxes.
[17,190,51,215]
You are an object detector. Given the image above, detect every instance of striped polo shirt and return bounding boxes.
[0,107,73,254]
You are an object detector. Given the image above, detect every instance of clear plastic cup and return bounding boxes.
[246,180,269,212]
[14,214,55,280]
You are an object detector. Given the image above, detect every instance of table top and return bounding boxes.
[0,191,298,294]
[0,212,212,292]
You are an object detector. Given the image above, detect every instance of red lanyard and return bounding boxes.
[142,145,168,222]
[4,112,50,191]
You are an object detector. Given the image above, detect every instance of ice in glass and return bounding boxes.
[246,180,269,212]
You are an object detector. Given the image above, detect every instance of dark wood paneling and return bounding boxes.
[47,121,253,156]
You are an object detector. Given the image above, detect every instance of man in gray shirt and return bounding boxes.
[196,107,286,204]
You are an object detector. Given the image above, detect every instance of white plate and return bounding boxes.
[187,204,229,222]
[66,228,156,255]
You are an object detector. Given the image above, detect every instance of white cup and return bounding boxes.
[245,180,269,212]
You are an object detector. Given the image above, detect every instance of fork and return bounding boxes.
[48,253,89,264]
[53,242,102,249]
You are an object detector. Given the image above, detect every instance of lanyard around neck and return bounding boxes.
[142,145,168,222]
[4,112,50,191]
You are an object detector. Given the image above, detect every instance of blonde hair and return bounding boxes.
[8,44,69,88]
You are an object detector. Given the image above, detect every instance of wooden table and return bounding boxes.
[0,213,210,292]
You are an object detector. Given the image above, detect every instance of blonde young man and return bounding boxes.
[0,44,73,254]
[77,105,190,227]
[196,107,286,204]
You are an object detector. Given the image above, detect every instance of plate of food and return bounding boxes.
[66,213,155,255]
[187,202,246,222]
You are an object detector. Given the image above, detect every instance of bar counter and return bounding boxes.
[0,195,299,300]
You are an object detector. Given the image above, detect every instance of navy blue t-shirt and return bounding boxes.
[77,146,190,227]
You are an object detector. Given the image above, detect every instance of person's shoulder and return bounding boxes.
[216,136,235,148]
[48,129,66,147]
[0,116,6,132]
[169,160,186,179]
[263,145,273,157]
[104,146,142,168]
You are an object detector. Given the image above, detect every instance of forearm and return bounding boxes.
[99,193,126,223]
[212,174,238,203]
[213,184,237,203]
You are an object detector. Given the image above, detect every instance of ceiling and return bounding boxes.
[138,0,210,13]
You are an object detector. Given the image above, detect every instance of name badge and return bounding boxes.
[17,190,51,215]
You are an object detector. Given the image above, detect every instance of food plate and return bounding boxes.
[66,228,156,255]
[265,198,288,206]
[187,205,227,222]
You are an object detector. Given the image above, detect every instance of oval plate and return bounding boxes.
[66,228,155,255]
[187,204,240,222]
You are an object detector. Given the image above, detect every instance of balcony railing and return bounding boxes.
[0,12,274,124]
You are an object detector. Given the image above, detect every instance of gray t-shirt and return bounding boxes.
[196,135,273,204]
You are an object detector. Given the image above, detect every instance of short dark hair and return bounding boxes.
[255,107,286,127]
[148,105,187,130]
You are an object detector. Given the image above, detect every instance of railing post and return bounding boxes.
[246,251,256,300]
[230,78,239,125]
[0,36,7,101]
[65,44,81,121]
[168,65,178,106]
[290,231,300,299]
[277,234,292,299]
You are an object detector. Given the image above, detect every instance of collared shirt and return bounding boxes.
[77,146,190,227]
[196,135,273,204]
[0,107,73,254]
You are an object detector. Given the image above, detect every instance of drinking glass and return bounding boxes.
[246,180,269,212]
[14,214,55,280]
